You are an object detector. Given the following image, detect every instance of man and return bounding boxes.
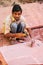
[2,4,32,41]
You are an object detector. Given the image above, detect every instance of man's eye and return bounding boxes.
[14,12,21,15]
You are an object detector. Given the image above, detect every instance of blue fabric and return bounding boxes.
[10,22,26,33]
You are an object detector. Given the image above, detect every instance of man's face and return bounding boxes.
[12,11,22,21]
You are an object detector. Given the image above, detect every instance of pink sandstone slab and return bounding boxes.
[0,40,43,65]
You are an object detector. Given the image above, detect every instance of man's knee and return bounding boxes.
[21,22,26,28]
[10,23,17,33]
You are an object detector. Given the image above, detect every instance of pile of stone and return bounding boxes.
[0,0,43,7]
[0,0,18,7]
[19,0,43,3]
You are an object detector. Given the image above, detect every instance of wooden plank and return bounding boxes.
[31,25,43,30]
[26,25,43,30]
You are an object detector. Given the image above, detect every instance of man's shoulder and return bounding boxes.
[5,15,11,21]
[20,15,26,22]
[20,15,25,20]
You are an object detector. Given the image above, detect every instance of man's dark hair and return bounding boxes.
[12,4,22,13]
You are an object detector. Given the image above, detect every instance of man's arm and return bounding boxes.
[4,33,26,38]
[4,33,14,38]
[26,27,33,38]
